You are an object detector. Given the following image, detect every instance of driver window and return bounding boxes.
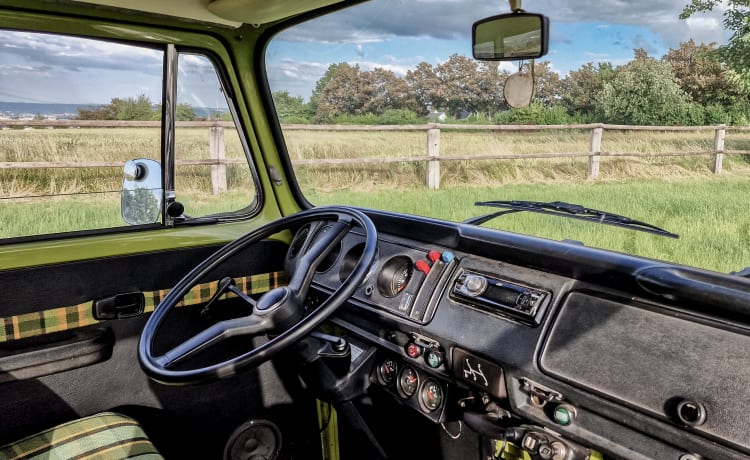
[0,29,163,240]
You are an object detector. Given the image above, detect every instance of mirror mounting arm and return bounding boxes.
[508,0,523,13]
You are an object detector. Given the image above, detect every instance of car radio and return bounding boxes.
[451,270,548,323]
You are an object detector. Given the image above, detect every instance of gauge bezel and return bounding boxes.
[418,378,444,413]
[396,365,419,399]
[377,358,399,386]
[377,255,414,298]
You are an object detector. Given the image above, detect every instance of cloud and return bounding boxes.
[274,0,730,50]
[0,31,162,73]
[0,30,163,103]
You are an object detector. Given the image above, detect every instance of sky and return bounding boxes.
[0,0,730,105]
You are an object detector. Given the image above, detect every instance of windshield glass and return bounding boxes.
[265,0,750,273]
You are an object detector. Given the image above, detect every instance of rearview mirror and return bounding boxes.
[472,12,549,61]
[121,159,163,225]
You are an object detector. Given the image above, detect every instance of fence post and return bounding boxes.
[588,125,603,179]
[713,124,726,175]
[209,126,227,194]
[426,127,441,189]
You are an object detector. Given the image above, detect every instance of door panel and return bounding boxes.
[0,240,312,458]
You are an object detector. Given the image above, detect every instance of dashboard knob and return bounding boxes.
[462,274,487,296]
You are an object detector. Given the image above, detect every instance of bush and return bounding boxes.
[282,116,311,124]
[493,103,574,125]
[331,110,425,125]
[378,109,424,125]
[702,104,731,125]
[727,101,750,125]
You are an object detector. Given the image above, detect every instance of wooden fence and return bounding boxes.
[2,120,750,192]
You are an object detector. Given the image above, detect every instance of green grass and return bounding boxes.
[309,177,750,274]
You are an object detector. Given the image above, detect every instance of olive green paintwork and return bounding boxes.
[0,3,304,270]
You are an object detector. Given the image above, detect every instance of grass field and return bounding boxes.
[2,126,750,273]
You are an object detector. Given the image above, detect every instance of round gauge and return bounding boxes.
[377,358,399,385]
[377,256,414,298]
[397,366,419,399]
[419,379,444,412]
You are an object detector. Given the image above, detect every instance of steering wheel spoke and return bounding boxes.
[156,314,271,369]
[288,217,353,302]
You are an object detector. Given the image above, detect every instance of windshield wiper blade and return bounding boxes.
[464,200,679,239]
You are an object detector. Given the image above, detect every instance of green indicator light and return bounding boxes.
[554,406,572,426]
[425,350,443,368]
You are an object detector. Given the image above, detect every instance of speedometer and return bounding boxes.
[391,262,413,295]
[377,256,414,298]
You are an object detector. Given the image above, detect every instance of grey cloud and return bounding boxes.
[0,31,162,74]
[276,0,729,49]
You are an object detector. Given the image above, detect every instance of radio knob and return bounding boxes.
[462,274,487,297]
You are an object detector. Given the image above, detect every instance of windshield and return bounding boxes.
[265,0,750,274]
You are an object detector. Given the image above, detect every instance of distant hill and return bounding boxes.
[0,101,99,119]
[0,101,227,119]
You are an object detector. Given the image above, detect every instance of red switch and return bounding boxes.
[415,260,430,275]
[405,342,423,358]
[428,250,441,264]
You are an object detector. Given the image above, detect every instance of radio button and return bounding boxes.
[462,274,487,296]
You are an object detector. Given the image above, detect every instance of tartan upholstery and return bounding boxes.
[0,271,289,344]
[0,412,163,460]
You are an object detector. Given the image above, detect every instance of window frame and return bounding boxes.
[0,25,263,245]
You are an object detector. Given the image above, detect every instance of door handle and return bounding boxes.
[93,292,145,320]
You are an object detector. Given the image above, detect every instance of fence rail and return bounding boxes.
[2,120,750,191]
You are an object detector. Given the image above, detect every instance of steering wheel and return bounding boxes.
[138,206,377,385]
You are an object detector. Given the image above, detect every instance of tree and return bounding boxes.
[595,52,691,125]
[76,94,155,120]
[405,62,440,115]
[561,62,614,114]
[476,62,510,117]
[112,95,155,120]
[314,63,369,122]
[662,39,747,106]
[309,63,348,117]
[432,54,484,117]
[175,103,197,121]
[272,91,311,122]
[531,61,564,107]
[681,1,750,91]
[360,68,419,115]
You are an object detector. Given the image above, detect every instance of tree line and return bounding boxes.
[77,95,199,121]
[275,40,750,126]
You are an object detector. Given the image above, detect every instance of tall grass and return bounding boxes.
[310,177,750,274]
[2,126,750,273]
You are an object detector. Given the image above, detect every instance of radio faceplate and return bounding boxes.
[451,269,549,324]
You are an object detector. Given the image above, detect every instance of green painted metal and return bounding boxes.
[0,218,291,271]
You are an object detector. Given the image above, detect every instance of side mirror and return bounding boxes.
[472,12,549,61]
[121,159,163,225]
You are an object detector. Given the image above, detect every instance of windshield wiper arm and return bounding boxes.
[464,200,679,239]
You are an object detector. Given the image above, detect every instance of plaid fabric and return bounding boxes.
[0,271,289,344]
[0,412,163,460]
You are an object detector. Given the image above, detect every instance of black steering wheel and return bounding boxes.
[138,206,377,385]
